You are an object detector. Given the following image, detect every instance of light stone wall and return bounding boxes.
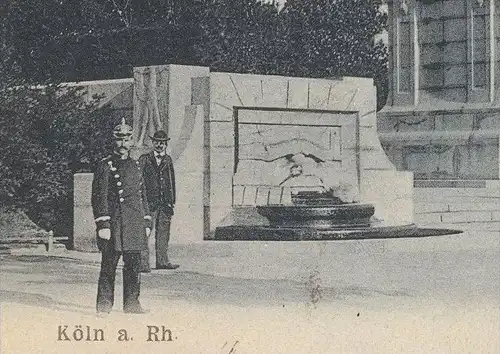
[145,65,210,244]
[169,105,205,244]
[192,72,413,234]
[379,112,500,180]
[73,173,97,252]
[360,170,414,226]
[162,65,210,159]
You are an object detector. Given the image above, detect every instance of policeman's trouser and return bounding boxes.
[96,241,141,313]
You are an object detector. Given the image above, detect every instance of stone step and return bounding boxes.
[414,195,500,204]
[414,187,500,199]
[415,210,500,224]
[413,185,500,225]
[429,222,500,232]
[382,230,500,253]
[414,180,487,188]
[415,201,500,213]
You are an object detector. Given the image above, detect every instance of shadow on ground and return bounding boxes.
[1,254,413,310]
[0,290,97,316]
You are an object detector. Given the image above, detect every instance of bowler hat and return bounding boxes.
[150,130,170,142]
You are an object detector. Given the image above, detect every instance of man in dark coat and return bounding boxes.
[91,118,152,316]
[139,130,179,271]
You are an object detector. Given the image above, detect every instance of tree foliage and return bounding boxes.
[276,0,388,108]
[192,0,388,107]
[0,84,114,233]
[3,0,388,107]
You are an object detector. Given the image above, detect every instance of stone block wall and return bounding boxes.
[379,111,500,180]
[381,0,500,182]
[193,72,414,234]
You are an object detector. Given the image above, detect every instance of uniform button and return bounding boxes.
[117,182,122,186]
[120,198,125,202]
[118,189,123,194]
[160,178,164,181]
[114,174,120,178]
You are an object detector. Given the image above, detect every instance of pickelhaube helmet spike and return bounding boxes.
[113,118,133,138]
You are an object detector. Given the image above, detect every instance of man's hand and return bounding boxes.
[98,228,111,240]
[146,227,151,237]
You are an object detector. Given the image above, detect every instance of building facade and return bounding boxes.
[379,0,500,185]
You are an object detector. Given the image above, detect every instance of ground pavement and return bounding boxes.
[1,230,499,353]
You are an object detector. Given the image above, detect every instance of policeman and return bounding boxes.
[91,118,152,316]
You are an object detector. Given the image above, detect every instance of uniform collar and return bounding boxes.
[112,152,130,161]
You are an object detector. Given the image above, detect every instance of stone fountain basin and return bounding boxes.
[213,191,463,241]
[256,203,375,229]
[213,224,464,241]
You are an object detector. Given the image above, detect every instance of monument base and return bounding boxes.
[213,224,462,241]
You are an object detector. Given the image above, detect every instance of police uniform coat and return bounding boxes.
[91,156,152,252]
[139,152,176,215]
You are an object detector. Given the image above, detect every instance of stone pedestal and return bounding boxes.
[73,173,97,252]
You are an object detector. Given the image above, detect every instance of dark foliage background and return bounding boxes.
[0,0,387,239]
[2,0,387,105]
[0,84,115,235]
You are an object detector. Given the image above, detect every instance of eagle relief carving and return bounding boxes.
[278,153,359,203]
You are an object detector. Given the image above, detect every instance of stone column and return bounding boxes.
[131,65,210,159]
[131,65,170,158]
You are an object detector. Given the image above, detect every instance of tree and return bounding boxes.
[4,1,388,108]
[192,0,388,109]
[0,83,115,234]
[277,0,388,109]
[193,0,282,74]
[3,0,188,82]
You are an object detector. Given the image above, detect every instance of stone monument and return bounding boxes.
[191,71,415,238]
[73,65,418,250]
